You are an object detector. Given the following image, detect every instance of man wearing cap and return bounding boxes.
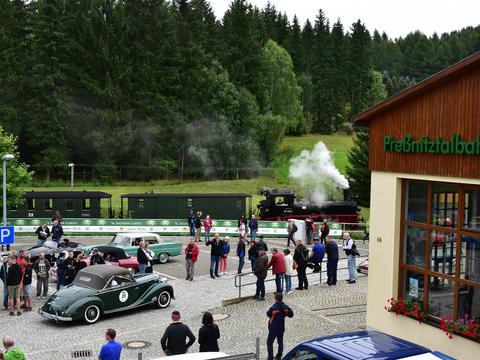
[90,248,105,266]
[161,311,196,356]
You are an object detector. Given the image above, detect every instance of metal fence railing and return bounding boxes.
[234,257,368,298]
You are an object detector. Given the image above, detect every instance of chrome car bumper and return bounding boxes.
[38,308,73,322]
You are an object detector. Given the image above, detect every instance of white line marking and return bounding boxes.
[154,271,178,280]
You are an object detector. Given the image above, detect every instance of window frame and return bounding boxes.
[399,180,480,324]
[65,199,74,211]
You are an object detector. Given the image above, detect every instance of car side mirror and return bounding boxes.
[160,277,167,283]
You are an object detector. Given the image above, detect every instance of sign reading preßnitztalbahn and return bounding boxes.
[384,134,480,155]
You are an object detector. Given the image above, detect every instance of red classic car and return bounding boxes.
[84,245,140,272]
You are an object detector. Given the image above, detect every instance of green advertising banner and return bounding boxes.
[10,218,347,238]
[9,218,290,237]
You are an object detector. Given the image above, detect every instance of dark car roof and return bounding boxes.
[287,330,430,359]
[23,191,111,199]
[73,265,131,290]
[93,246,128,259]
[121,193,250,198]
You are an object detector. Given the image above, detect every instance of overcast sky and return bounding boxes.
[208,0,480,39]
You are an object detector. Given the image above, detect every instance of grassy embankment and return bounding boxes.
[26,134,367,217]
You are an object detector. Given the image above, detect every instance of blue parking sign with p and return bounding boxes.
[0,226,14,245]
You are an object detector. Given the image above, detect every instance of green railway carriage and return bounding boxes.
[121,193,252,220]
[9,191,112,218]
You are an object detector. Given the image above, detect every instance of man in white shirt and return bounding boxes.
[342,232,357,283]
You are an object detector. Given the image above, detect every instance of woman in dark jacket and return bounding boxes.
[198,311,220,352]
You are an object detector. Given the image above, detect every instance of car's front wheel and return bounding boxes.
[155,290,171,308]
[158,252,169,264]
[83,304,101,324]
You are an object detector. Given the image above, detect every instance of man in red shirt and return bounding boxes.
[184,238,199,281]
[268,248,286,293]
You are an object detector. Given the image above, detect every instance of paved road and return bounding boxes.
[11,235,369,280]
[1,259,367,360]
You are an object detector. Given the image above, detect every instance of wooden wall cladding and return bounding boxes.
[368,65,480,179]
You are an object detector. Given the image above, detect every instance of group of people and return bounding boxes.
[187,209,260,243]
[34,211,64,245]
[160,292,294,360]
[2,290,294,360]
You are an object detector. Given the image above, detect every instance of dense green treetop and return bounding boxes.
[0,0,478,181]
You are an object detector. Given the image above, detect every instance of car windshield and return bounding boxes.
[110,235,131,247]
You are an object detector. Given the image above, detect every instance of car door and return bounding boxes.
[124,237,141,257]
[99,274,141,312]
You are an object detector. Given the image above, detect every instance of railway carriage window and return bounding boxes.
[82,198,91,210]
[65,199,74,211]
[405,181,428,223]
[27,199,35,211]
[464,189,480,230]
[44,199,53,210]
[138,198,144,209]
[431,183,458,227]
[236,200,241,209]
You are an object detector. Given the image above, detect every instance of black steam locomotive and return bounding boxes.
[257,188,361,223]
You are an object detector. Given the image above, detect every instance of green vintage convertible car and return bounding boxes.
[39,265,173,324]
[84,232,183,264]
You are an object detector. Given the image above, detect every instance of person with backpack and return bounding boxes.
[342,232,358,284]
[293,240,309,290]
[287,220,298,247]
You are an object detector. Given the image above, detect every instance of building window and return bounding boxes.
[65,199,74,211]
[82,198,91,210]
[138,198,144,209]
[400,180,480,329]
[27,199,35,211]
[44,199,53,210]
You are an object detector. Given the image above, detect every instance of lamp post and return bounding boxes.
[68,163,74,188]
[2,154,14,251]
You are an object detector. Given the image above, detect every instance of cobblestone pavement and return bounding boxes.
[1,258,367,359]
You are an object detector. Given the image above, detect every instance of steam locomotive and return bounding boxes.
[257,188,361,223]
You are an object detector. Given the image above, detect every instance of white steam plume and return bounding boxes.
[289,141,349,204]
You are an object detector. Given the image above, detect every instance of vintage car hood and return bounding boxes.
[42,285,96,314]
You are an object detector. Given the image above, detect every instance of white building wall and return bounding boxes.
[367,171,480,359]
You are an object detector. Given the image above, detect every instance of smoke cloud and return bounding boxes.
[289,141,349,204]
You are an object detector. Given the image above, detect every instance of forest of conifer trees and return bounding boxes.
[1,0,479,181]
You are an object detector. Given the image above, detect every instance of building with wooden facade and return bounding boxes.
[353,52,480,357]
